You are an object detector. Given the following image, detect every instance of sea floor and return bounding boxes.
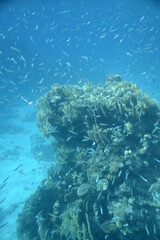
[0,104,54,240]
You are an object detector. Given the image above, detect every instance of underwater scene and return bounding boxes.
[0,0,160,239]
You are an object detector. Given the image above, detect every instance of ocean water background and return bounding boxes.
[0,0,160,239]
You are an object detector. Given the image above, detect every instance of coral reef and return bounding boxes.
[17,75,160,240]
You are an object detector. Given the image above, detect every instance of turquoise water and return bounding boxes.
[0,0,160,239]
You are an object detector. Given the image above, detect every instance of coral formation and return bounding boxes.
[17,75,160,240]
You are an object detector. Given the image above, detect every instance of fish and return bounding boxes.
[154,158,160,163]
[99,123,108,126]
[153,223,156,234]
[100,205,103,215]
[18,170,25,175]
[68,130,78,135]
[29,35,34,43]
[3,176,9,183]
[82,136,90,142]
[66,136,73,141]
[0,198,5,204]
[14,164,22,171]
[140,175,148,182]
[112,216,119,221]
[0,183,7,191]
[10,46,20,53]
[145,224,150,236]
[118,169,122,177]
[62,51,69,57]
[0,223,8,229]
[14,146,24,149]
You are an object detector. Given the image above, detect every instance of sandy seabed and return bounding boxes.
[0,105,53,240]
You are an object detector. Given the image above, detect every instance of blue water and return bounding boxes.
[0,0,160,103]
[0,0,160,239]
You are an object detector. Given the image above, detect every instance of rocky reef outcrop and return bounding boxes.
[17,75,160,240]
